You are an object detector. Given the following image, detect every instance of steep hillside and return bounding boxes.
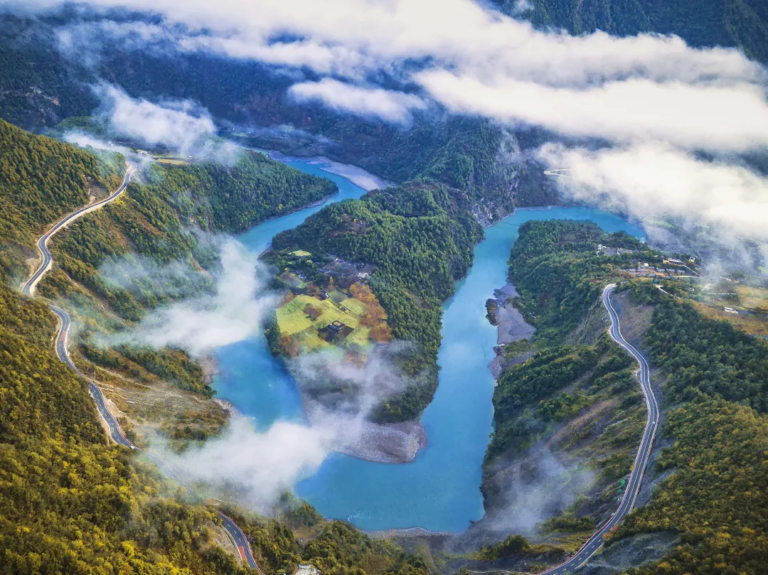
[0,122,334,443]
[499,0,768,64]
[475,223,650,569]
[476,221,768,575]
[40,151,335,322]
[0,119,123,284]
[0,282,246,572]
[0,278,433,574]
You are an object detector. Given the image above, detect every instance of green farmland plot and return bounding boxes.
[275,292,375,353]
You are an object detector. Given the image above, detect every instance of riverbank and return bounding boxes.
[306,398,428,464]
[225,157,646,531]
[486,282,536,378]
[268,152,391,192]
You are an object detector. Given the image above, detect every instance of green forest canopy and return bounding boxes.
[0,120,429,575]
[491,220,768,575]
[268,183,483,422]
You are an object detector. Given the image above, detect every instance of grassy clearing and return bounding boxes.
[294,330,330,352]
[285,294,356,329]
[692,301,768,338]
[736,285,768,312]
[341,297,367,316]
[275,288,389,355]
[276,297,314,336]
[278,271,307,289]
[291,250,312,257]
[346,326,372,348]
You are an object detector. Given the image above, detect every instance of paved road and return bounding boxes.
[21,163,260,569]
[218,512,262,571]
[538,284,660,574]
[22,165,135,297]
[47,304,136,449]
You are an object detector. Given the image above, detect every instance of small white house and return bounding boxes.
[295,564,320,575]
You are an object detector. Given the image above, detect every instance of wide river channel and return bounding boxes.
[213,157,644,533]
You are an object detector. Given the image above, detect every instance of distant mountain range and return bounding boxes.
[496,0,768,64]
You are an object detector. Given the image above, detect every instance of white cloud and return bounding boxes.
[157,415,332,510]
[62,132,131,155]
[417,72,768,152]
[286,343,428,462]
[56,20,172,66]
[98,84,216,153]
[18,1,765,91]
[100,252,214,300]
[487,450,594,535]
[178,36,373,78]
[15,0,768,149]
[538,142,768,243]
[111,239,279,356]
[11,0,764,241]
[13,0,768,248]
[511,0,533,16]
[290,343,414,415]
[290,79,427,123]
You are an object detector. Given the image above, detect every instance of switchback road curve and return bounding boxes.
[21,163,260,570]
[539,284,660,574]
[22,164,134,297]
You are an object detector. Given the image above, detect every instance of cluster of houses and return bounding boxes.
[293,565,319,575]
[621,255,700,280]
[626,263,689,277]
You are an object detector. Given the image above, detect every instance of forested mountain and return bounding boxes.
[0,119,335,434]
[498,0,768,64]
[2,0,768,219]
[2,121,335,402]
[267,183,483,422]
[0,118,332,309]
[506,220,649,342]
[483,221,768,575]
[0,117,433,574]
[0,280,249,572]
[0,12,541,214]
[0,279,431,573]
[0,1,766,571]
[40,151,334,319]
[0,119,123,284]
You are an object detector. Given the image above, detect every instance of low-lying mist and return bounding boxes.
[102,235,421,507]
[151,415,333,512]
[106,239,279,356]
[486,450,595,536]
[63,84,242,166]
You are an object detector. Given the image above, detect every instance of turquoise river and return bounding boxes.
[213,157,644,533]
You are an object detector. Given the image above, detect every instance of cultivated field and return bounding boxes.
[276,292,375,353]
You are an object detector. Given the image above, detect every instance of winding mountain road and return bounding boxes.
[21,163,260,570]
[22,165,134,298]
[539,284,660,574]
[218,512,262,571]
